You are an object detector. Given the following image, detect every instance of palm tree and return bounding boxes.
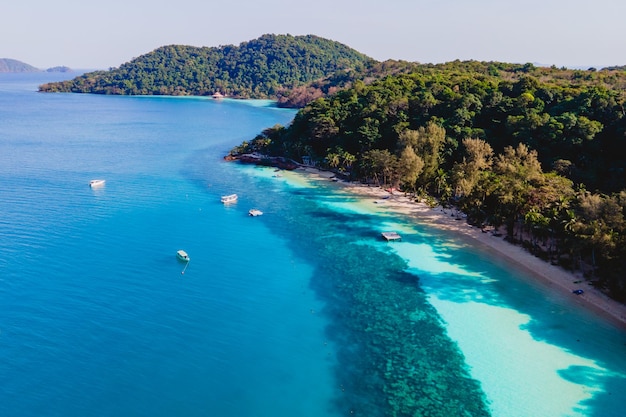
[524,209,549,251]
[434,168,449,198]
[326,152,340,170]
[560,209,585,273]
[340,151,356,176]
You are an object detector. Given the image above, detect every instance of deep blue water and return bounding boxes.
[1,72,626,417]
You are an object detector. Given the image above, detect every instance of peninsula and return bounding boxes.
[36,33,626,307]
[226,59,626,306]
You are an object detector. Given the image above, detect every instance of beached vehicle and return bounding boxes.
[221,194,238,204]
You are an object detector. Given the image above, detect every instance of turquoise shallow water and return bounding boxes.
[1,73,626,417]
[270,172,626,417]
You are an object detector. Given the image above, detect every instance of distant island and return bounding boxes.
[0,58,40,73]
[38,34,373,105]
[36,33,626,110]
[0,58,72,73]
[45,66,73,73]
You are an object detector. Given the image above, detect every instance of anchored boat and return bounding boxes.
[176,250,190,262]
[221,194,238,204]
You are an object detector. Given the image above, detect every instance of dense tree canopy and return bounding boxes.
[239,63,626,193]
[38,34,375,99]
[231,62,626,300]
[35,31,626,300]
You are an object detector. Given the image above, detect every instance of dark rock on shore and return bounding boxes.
[224,153,299,170]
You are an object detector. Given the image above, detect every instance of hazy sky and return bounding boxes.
[3,0,625,70]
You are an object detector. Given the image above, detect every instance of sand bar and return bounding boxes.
[293,166,626,329]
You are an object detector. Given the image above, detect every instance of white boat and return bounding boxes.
[89,179,106,188]
[221,194,238,204]
[176,250,190,262]
[248,209,263,216]
[381,232,401,241]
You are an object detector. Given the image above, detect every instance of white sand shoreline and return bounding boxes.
[293,166,626,329]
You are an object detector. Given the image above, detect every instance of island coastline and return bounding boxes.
[289,165,626,329]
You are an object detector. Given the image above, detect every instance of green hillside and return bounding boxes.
[237,61,626,193]
[38,34,375,98]
[231,62,626,299]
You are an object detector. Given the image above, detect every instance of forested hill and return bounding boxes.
[38,34,375,98]
[231,61,626,300]
[238,61,626,194]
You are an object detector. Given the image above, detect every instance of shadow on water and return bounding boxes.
[199,161,626,417]
[555,364,626,417]
[222,175,493,416]
[374,213,626,417]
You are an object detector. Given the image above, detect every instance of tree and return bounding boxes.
[357,117,382,151]
[397,146,424,193]
[492,143,544,239]
[573,192,625,277]
[360,149,397,187]
[340,150,357,175]
[416,123,447,184]
[451,138,493,198]
[433,168,451,201]
[326,151,341,170]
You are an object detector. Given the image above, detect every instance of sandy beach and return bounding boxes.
[293,166,626,329]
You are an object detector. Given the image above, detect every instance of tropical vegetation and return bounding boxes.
[230,61,626,300]
[38,34,374,98]
[36,31,626,300]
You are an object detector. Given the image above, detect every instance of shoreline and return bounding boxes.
[292,166,626,329]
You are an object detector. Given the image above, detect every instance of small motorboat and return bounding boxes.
[89,179,106,188]
[176,250,190,262]
[221,194,238,204]
[249,209,263,217]
[381,232,401,241]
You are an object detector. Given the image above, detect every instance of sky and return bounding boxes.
[2,0,625,70]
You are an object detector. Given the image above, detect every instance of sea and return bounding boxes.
[1,72,625,417]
